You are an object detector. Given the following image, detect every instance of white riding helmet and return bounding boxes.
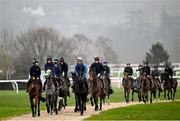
[77,57,82,61]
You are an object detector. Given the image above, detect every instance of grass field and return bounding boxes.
[0,87,180,119]
[86,101,180,120]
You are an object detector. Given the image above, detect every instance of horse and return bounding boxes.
[89,68,105,111]
[171,78,178,101]
[161,73,177,101]
[58,76,69,110]
[44,75,59,115]
[132,77,142,102]
[27,76,41,117]
[100,71,113,105]
[122,72,133,103]
[161,73,172,100]
[141,74,150,103]
[149,75,159,103]
[71,70,88,115]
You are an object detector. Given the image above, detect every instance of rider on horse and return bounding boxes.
[72,57,88,89]
[102,60,111,87]
[122,63,133,85]
[59,57,70,86]
[59,57,70,96]
[142,61,152,86]
[136,64,143,76]
[151,65,162,91]
[165,64,173,86]
[90,57,104,76]
[44,57,54,74]
[53,59,61,78]
[27,58,42,92]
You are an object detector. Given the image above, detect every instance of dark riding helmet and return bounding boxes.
[47,56,52,61]
[139,64,142,67]
[126,63,130,66]
[60,57,64,62]
[32,58,39,64]
[103,60,107,64]
[144,61,148,65]
[94,57,100,61]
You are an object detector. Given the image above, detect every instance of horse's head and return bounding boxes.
[89,68,97,80]
[124,72,129,79]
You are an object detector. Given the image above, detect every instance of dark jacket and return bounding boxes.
[142,66,151,76]
[44,62,54,72]
[90,62,104,75]
[124,66,133,76]
[165,67,173,78]
[53,65,61,77]
[103,65,110,75]
[151,69,160,77]
[60,62,68,76]
[30,65,41,78]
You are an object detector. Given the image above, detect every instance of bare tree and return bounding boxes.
[0,30,15,80]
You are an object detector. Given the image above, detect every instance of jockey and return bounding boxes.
[53,59,61,78]
[142,61,151,86]
[72,57,88,88]
[142,61,151,76]
[59,57,70,86]
[123,63,133,85]
[151,65,162,91]
[165,64,173,87]
[102,60,111,86]
[124,63,133,76]
[90,57,104,76]
[165,64,173,79]
[27,58,42,92]
[44,57,54,73]
[136,64,143,76]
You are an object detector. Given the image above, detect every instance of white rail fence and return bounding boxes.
[1,63,180,94]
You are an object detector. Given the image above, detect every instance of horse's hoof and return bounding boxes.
[38,113,40,116]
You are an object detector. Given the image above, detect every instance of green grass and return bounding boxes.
[86,101,180,120]
[1,87,180,120]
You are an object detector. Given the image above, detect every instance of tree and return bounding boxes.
[145,42,169,64]
[0,30,16,79]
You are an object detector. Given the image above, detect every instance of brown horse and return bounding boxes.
[149,75,159,103]
[89,68,105,111]
[27,76,41,117]
[141,74,150,103]
[161,73,172,100]
[122,72,133,103]
[132,77,142,102]
[161,73,178,101]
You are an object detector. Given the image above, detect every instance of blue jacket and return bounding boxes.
[74,63,87,80]
[53,65,61,77]
[44,62,54,72]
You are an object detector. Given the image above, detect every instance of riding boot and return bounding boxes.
[38,79,43,93]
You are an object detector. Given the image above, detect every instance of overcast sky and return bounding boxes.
[1,0,180,63]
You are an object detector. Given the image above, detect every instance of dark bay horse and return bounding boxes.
[122,72,133,103]
[71,71,88,115]
[44,75,59,115]
[100,71,113,105]
[132,77,142,102]
[161,73,177,101]
[27,76,41,117]
[141,74,150,103]
[58,76,69,110]
[89,68,105,111]
[149,75,159,103]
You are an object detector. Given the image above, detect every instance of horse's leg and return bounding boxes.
[64,97,67,106]
[94,96,98,111]
[38,95,40,116]
[108,94,110,105]
[158,89,161,101]
[167,90,170,100]
[138,91,142,102]
[100,96,103,111]
[90,96,94,106]
[30,97,35,117]
[132,90,134,102]
[150,91,152,103]
[127,89,130,103]
[50,95,53,115]
[74,95,79,112]
[34,96,38,116]
[164,89,166,100]
[80,96,84,116]
[173,88,176,101]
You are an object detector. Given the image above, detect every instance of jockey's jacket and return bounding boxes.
[74,63,87,79]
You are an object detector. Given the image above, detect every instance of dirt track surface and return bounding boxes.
[7,102,140,121]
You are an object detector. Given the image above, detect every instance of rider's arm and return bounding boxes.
[83,64,87,79]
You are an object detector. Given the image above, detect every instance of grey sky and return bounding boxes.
[0,0,180,63]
